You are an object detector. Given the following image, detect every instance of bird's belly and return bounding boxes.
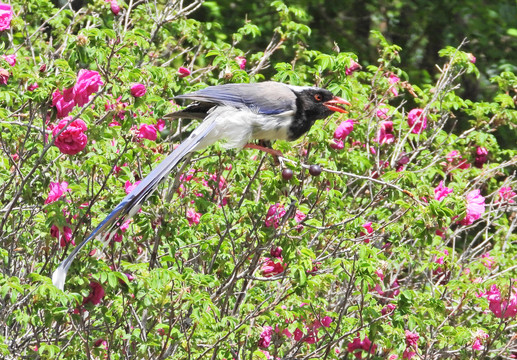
[250,112,293,141]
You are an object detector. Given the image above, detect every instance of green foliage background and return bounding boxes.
[1,0,517,359]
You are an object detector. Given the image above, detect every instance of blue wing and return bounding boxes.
[175,81,297,115]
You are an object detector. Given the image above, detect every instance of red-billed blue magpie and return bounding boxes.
[52,81,350,290]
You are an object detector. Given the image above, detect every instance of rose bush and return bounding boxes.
[1,1,517,359]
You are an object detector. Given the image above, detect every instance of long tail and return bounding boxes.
[52,118,218,290]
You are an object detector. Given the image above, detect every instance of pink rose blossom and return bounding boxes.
[347,335,377,358]
[260,257,285,277]
[468,53,476,64]
[498,186,516,203]
[265,203,286,229]
[52,89,76,118]
[130,83,146,97]
[330,138,344,150]
[156,118,166,131]
[82,281,105,305]
[481,252,496,269]
[388,74,400,96]
[177,67,191,78]
[235,56,246,70]
[258,326,272,348]
[321,316,332,327]
[407,108,427,134]
[110,0,120,15]
[376,105,390,119]
[459,189,485,226]
[137,123,157,141]
[186,209,201,226]
[270,246,282,258]
[0,3,13,31]
[472,339,483,351]
[478,284,517,318]
[334,119,354,139]
[51,224,74,247]
[2,54,15,66]
[28,83,38,91]
[345,60,361,75]
[45,181,71,204]
[375,121,395,144]
[359,222,373,243]
[52,117,88,155]
[434,181,453,201]
[474,146,488,168]
[73,69,104,106]
[125,180,141,194]
[0,68,9,85]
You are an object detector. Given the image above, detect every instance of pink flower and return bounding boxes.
[177,67,191,78]
[375,268,385,281]
[110,0,120,15]
[474,146,488,168]
[260,258,285,277]
[294,328,304,341]
[330,138,344,150]
[130,83,146,97]
[294,209,306,231]
[345,60,361,75]
[382,303,396,315]
[28,83,38,91]
[375,121,395,144]
[0,68,9,85]
[459,189,485,225]
[434,181,453,201]
[376,105,390,119]
[51,224,74,247]
[73,69,104,106]
[347,336,376,358]
[186,209,201,226]
[403,330,419,359]
[265,203,286,229]
[52,117,88,155]
[481,252,496,269]
[407,108,427,134]
[405,330,419,347]
[137,123,157,141]
[156,118,166,131]
[472,339,483,351]
[258,326,272,348]
[45,181,71,204]
[82,281,105,305]
[445,150,470,171]
[2,54,15,66]
[359,222,373,243]
[0,2,13,31]
[321,316,332,327]
[270,246,282,258]
[498,186,516,203]
[479,284,517,318]
[125,180,141,194]
[388,74,400,96]
[468,53,476,64]
[52,89,76,118]
[334,119,354,139]
[235,56,246,70]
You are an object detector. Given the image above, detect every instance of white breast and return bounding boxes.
[192,106,294,151]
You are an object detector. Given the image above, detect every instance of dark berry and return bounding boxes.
[281,168,294,181]
[309,165,322,176]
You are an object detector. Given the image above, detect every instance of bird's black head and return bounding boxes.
[288,87,351,140]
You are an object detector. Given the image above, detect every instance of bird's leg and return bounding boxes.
[244,141,283,157]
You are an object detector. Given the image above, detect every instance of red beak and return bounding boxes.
[323,96,351,113]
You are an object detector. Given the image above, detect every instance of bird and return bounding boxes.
[51,81,350,290]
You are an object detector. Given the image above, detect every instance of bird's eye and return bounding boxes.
[314,94,323,102]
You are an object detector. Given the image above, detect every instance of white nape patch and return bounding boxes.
[285,84,318,93]
[191,106,294,151]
